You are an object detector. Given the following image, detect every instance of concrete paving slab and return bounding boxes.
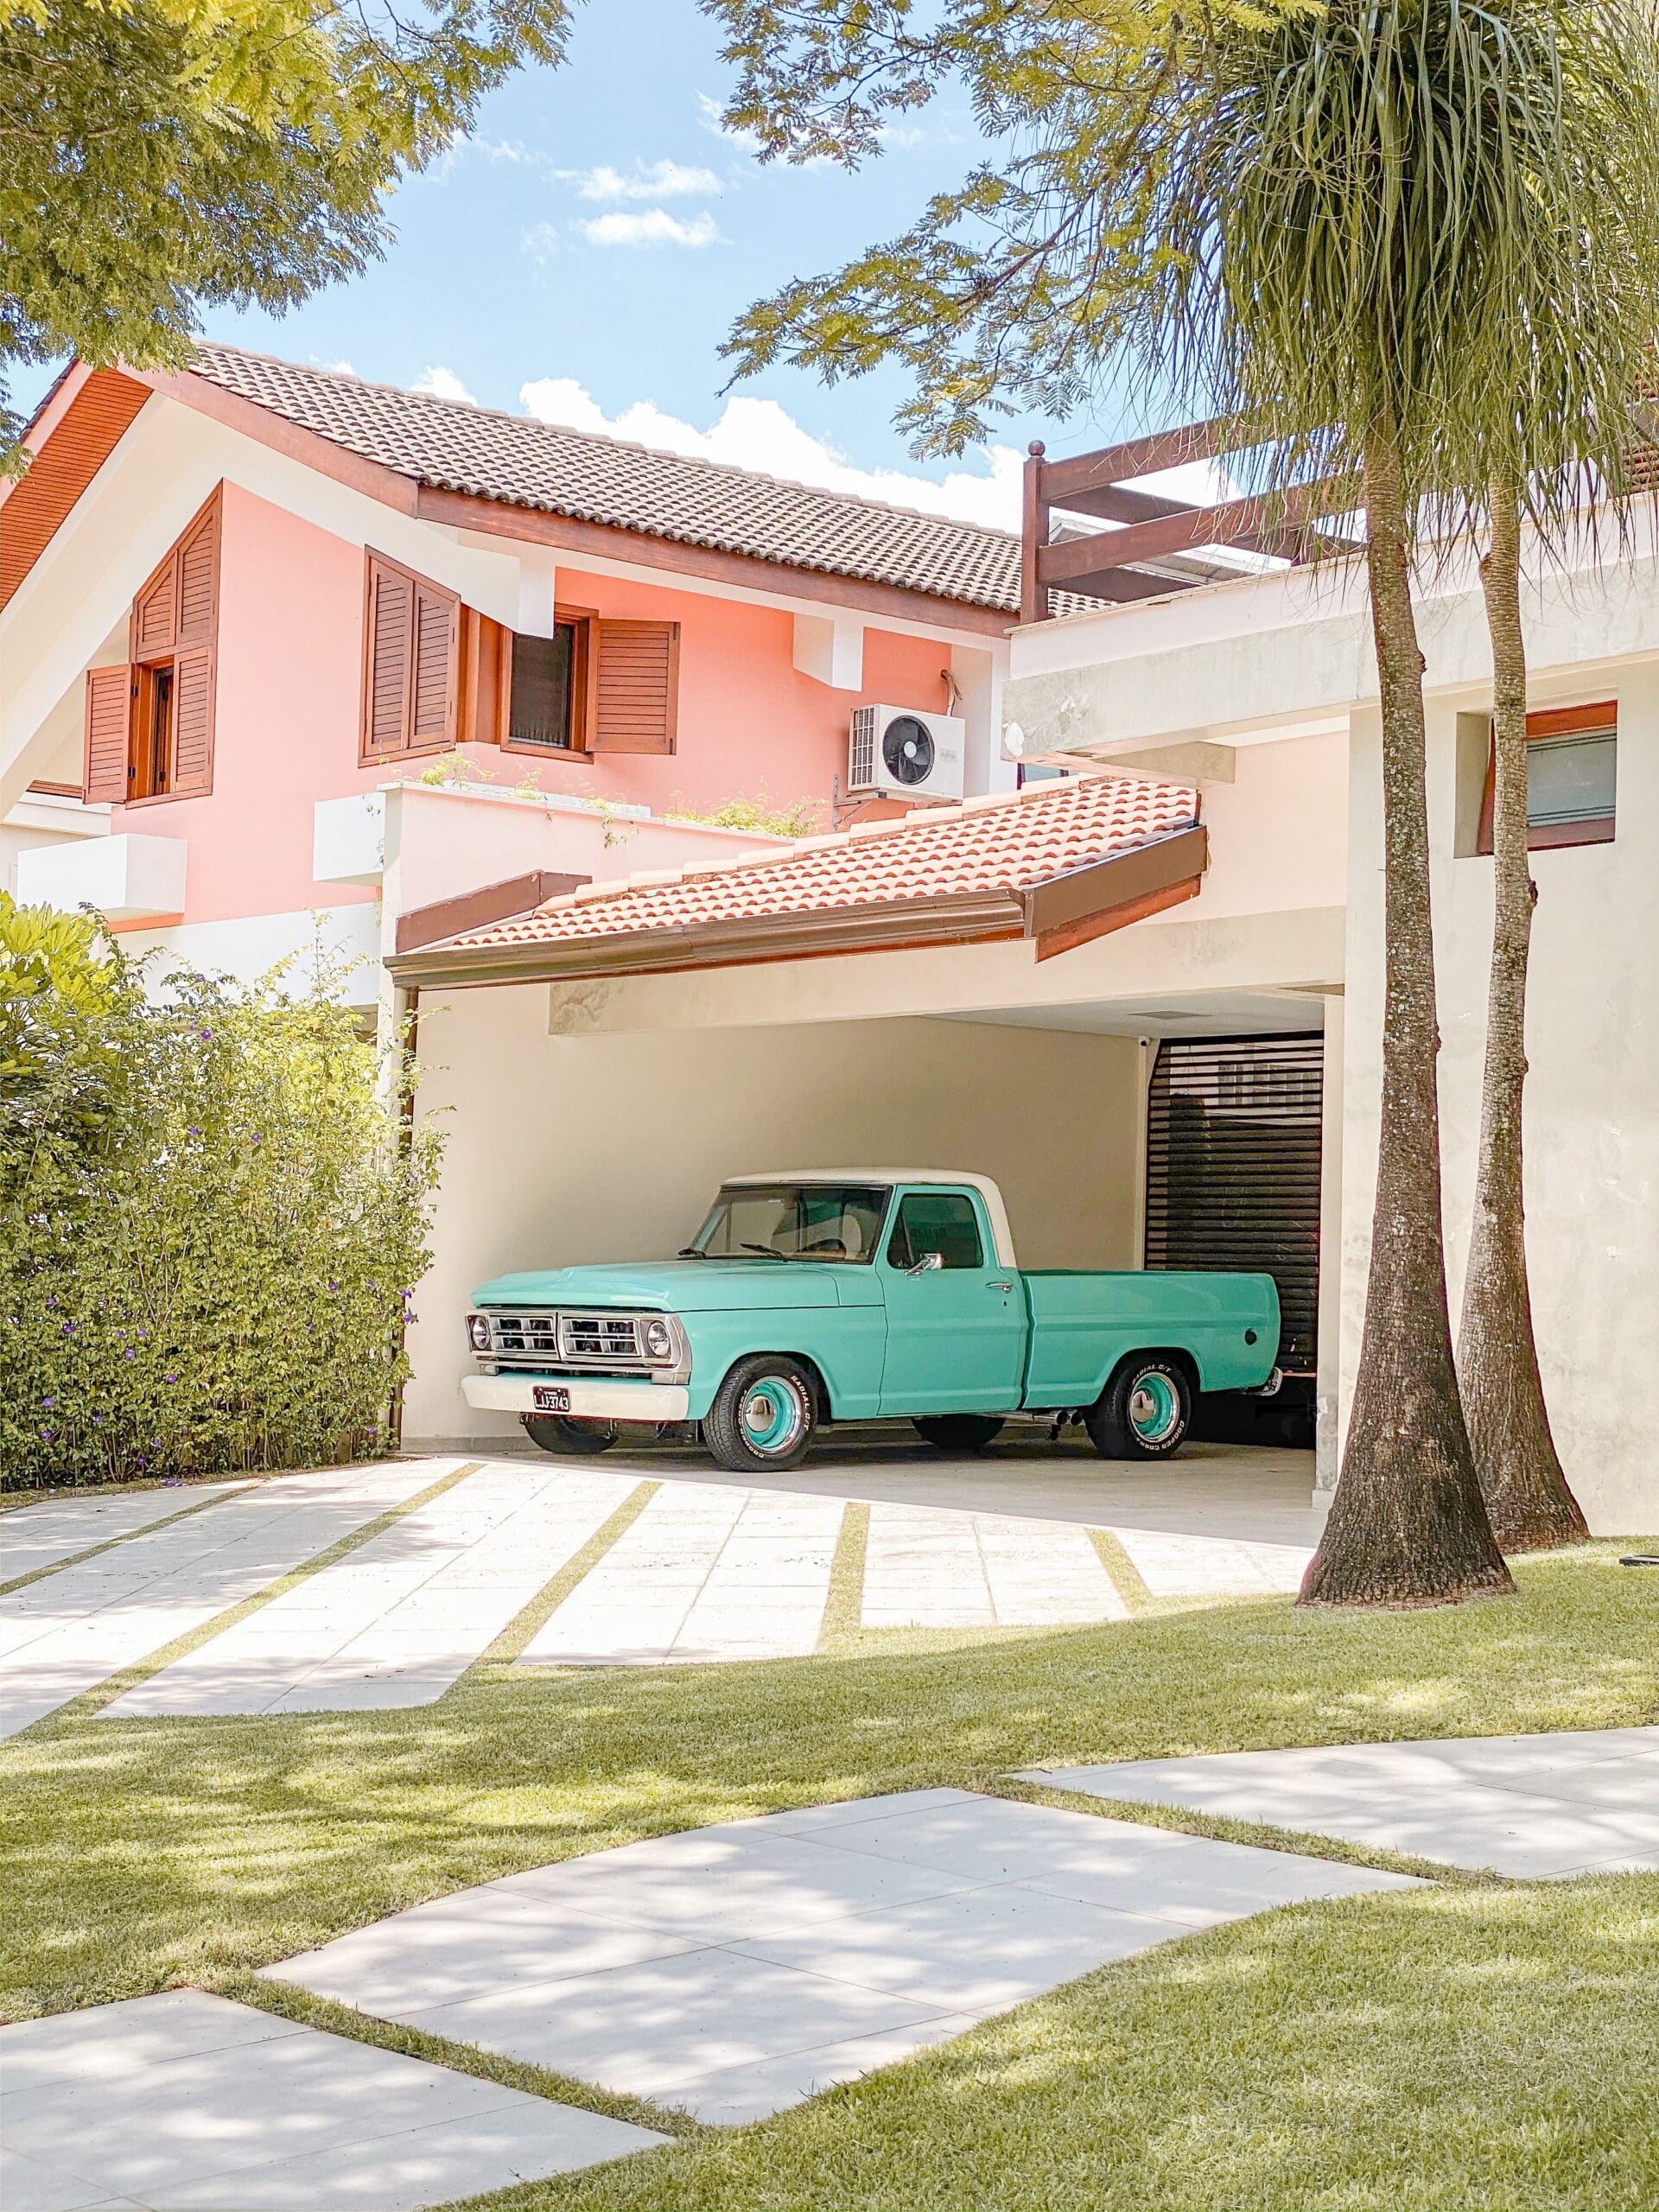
[0,1992,663,2212]
[647,2012,985,2126]
[0,1466,446,1738]
[0,1486,251,1586]
[391,1948,956,2105]
[266,1789,1417,2124]
[104,1465,640,1718]
[861,1503,1128,1628]
[520,1484,840,1667]
[1020,1728,1659,1876]
[735,1884,1192,2011]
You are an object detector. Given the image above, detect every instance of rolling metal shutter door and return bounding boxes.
[1144,1033,1323,1373]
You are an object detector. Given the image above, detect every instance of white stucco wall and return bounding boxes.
[1339,664,1659,1535]
[403,989,1141,1446]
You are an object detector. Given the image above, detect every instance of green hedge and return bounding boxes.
[1,898,439,1490]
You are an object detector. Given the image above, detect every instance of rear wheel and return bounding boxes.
[705,1356,817,1474]
[1085,1357,1192,1460]
[912,1414,1007,1452]
[522,1414,619,1456]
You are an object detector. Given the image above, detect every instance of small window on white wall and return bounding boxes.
[1478,702,1616,852]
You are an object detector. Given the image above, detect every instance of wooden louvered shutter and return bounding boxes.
[591,620,679,753]
[171,647,216,796]
[175,503,218,646]
[361,554,458,759]
[132,556,176,658]
[84,664,134,802]
[168,499,219,796]
[410,582,459,746]
[364,559,413,757]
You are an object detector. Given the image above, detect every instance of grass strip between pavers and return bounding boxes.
[220,1969,703,2140]
[991,1773,1497,1885]
[468,1480,661,1673]
[0,1478,262,1599]
[1085,1524,1154,1614]
[27,1458,484,1733]
[817,1500,868,1649]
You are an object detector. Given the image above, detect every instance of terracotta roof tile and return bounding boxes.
[446,774,1200,955]
[185,344,1037,614]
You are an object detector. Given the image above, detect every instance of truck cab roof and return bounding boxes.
[720,1170,1016,1268]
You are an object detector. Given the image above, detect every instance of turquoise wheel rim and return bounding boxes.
[1128,1371,1181,1445]
[741,1376,806,1454]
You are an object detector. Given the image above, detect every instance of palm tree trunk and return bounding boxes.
[1300,424,1513,1609]
[1456,480,1589,1552]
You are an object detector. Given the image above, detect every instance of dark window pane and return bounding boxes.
[887,1192,983,1270]
[510,625,575,748]
[1528,730,1615,828]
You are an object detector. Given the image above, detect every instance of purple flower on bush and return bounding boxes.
[124,1350,136,1361]
[197,1028,213,1040]
[41,1396,54,1408]
[165,1373,178,1383]
[47,1294,57,1309]
[40,1429,52,1441]
[61,1322,73,1337]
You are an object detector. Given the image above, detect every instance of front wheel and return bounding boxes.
[1084,1357,1192,1460]
[912,1415,1006,1452]
[704,1356,817,1474]
[522,1414,619,1456]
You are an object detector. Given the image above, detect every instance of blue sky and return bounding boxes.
[23,3,1160,530]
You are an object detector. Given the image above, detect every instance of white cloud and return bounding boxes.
[518,377,1025,530]
[579,207,720,249]
[575,159,722,202]
[409,365,478,405]
[696,91,762,155]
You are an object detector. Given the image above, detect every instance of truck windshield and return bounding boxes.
[692,1184,891,1263]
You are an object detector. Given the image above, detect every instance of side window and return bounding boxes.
[1478,702,1617,852]
[887,1192,984,1271]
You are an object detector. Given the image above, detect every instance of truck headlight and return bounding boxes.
[643,1317,674,1360]
[467,1313,493,1352]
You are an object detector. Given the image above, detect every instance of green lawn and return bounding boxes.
[3,1541,1656,2210]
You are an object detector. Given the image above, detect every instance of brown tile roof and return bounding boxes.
[186,344,1039,615]
[412,772,1200,981]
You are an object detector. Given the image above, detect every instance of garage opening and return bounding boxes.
[1144,1032,1323,1443]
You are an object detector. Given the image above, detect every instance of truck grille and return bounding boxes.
[490,1313,562,1357]
[559,1313,642,1362]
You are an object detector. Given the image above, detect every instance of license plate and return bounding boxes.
[532,1385,572,1414]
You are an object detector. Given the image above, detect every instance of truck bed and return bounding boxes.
[1020,1269,1281,1405]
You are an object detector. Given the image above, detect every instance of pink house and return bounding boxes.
[1,347,1032,1014]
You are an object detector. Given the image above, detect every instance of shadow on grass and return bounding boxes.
[3,1544,1653,2022]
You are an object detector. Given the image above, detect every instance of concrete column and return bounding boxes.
[950,641,1016,795]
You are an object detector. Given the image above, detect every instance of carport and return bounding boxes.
[391,768,1344,1497]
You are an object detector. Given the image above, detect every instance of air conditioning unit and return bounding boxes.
[848,705,967,804]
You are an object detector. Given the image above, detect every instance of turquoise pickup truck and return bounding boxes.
[463,1172,1281,1474]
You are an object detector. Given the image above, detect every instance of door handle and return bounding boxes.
[988,1281,1013,1292]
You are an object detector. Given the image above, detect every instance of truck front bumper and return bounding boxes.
[462,1373,691,1424]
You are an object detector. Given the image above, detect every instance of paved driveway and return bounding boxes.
[1,1440,1319,1727]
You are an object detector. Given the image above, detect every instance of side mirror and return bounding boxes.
[906,1250,945,1275]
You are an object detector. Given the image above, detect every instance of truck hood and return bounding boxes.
[472,1261,846,1313]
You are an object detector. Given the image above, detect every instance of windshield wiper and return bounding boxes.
[676,1247,706,1259]
[741,1243,788,1260]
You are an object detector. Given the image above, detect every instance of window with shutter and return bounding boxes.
[359,552,460,761]
[92,486,221,804]
[591,619,679,753]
